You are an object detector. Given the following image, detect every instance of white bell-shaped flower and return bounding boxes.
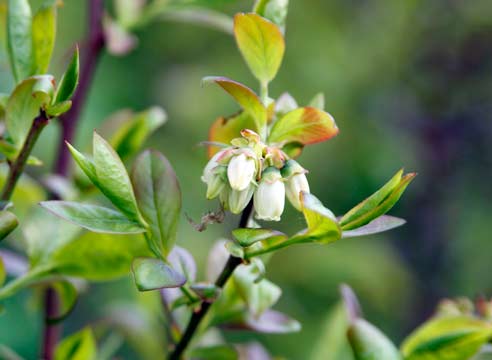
[282,160,310,211]
[254,167,285,221]
[227,152,256,191]
[229,185,254,214]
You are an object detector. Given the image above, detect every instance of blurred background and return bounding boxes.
[1,0,492,358]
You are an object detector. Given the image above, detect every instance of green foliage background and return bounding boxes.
[1,0,491,358]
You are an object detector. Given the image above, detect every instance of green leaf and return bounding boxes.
[253,0,289,31]
[342,216,406,239]
[93,132,144,224]
[268,107,339,146]
[66,142,99,185]
[131,150,181,257]
[232,228,286,247]
[6,75,54,147]
[244,193,341,258]
[7,0,32,82]
[293,191,342,244]
[31,2,57,74]
[54,327,97,360]
[168,246,196,282]
[40,201,146,234]
[45,100,72,117]
[203,76,267,132]
[49,280,78,324]
[208,111,257,157]
[233,263,281,317]
[51,232,150,281]
[348,319,402,360]
[401,316,492,360]
[340,170,417,230]
[53,46,79,104]
[0,211,18,241]
[234,13,285,84]
[132,257,186,291]
[190,345,238,360]
[24,203,81,265]
[106,107,167,160]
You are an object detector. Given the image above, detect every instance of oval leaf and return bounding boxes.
[7,0,32,82]
[131,150,181,257]
[51,232,150,281]
[234,13,285,83]
[93,132,143,224]
[32,2,57,74]
[401,316,492,360]
[6,75,54,147]
[132,257,186,291]
[40,201,146,234]
[268,107,339,146]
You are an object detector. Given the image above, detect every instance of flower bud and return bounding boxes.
[206,166,227,199]
[227,153,256,191]
[282,160,310,211]
[202,149,227,184]
[254,167,285,221]
[229,185,254,214]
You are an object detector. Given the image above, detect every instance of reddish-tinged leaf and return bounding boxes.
[268,107,339,146]
[203,76,266,131]
[208,111,256,157]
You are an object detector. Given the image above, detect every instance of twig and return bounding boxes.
[0,110,49,205]
[168,201,253,360]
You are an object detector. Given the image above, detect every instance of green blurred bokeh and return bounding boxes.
[1,0,492,358]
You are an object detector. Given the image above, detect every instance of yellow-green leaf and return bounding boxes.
[55,328,97,360]
[32,2,57,74]
[268,107,339,146]
[234,13,285,84]
[208,111,256,157]
[401,316,492,360]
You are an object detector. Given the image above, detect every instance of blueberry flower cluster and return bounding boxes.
[202,129,309,221]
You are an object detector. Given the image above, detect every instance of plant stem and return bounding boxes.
[53,0,105,177]
[42,287,61,360]
[0,110,49,206]
[168,201,253,360]
[42,2,105,359]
